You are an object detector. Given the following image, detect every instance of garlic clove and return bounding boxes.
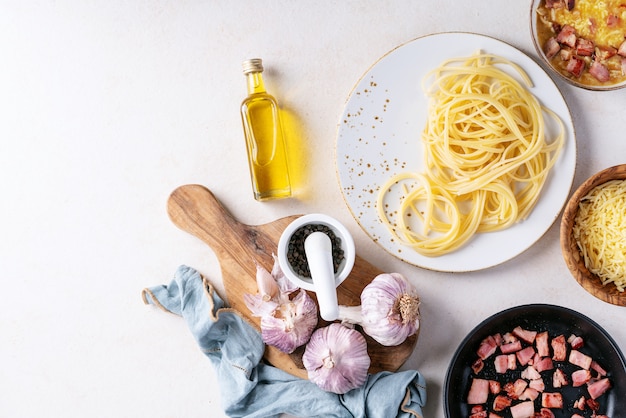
[244,292,278,318]
[303,323,370,394]
[255,261,279,300]
[271,253,298,296]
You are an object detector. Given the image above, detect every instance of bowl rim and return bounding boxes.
[529,0,626,91]
[559,163,626,306]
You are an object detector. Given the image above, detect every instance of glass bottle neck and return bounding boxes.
[246,71,266,95]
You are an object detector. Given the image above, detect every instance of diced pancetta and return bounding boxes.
[552,368,568,388]
[534,357,554,373]
[618,39,626,57]
[537,407,555,418]
[510,400,535,418]
[544,37,561,59]
[477,335,499,360]
[556,24,577,48]
[489,380,501,394]
[571,369,591,387]
[470,404,488,418]
[519,387,539,401]
[492,394,511,412]
[467,378,490,404]
[535,331,549,357]
[494,354,510,374]
[566,56,586,78]
[575,38,594,56]
[568,334,584,349]
[586,397,600,411]
[502,332,518,344]
[501,340,522,354]
[573,395,586,410]
[587,377,611,400]
[591,360,607,377]
[541,392,563,409]
[472,358,484,374]
[512,326,537,344]
[569,350,592,370]
[521,365,541,381]
[529,378,545,392]
[516,346,535,366]
[551,335,567,361]
[504,379,528,400]
[589,60,610,82]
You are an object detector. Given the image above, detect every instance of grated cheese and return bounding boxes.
[573,179,626,292]
[549,0,626,49]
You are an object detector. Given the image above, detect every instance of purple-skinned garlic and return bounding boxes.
[302,323,370,394]
[338,272,420,346]
[244,254,318,354]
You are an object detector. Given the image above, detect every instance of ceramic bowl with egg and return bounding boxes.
[560,164,626,306]
[530,0,626,91]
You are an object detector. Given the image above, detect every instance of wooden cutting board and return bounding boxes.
[167,184,418,379]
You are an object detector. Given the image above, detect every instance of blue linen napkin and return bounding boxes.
[142,265,427,418]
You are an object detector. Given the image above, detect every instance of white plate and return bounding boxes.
[335,32,576,272]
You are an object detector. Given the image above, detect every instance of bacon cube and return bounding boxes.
[510,400,535,418]
[552,368,569,388]
[534,357,554,373]
[542,392,563,409]
[571,369,591,387]
[512,326,537,344]
[492,394,511,412]
[569,350,592,370]
[467,378,490,404]
[551,335,567,361]
[516,346,535,366]
[477,335,498,360]
[588,378,612,400]
[535,331,550,357]
[556,24,577,48]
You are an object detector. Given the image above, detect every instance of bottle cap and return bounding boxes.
[242,58,263,75]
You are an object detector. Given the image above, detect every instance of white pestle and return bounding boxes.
[304,231,339,321]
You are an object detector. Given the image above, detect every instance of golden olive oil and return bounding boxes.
[240,59,291,201]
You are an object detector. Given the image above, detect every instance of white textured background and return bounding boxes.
[2,1,625,417]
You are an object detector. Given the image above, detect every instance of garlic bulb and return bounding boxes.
[244,255,318,354]
[302,323,370,394]
[338,272,420,346]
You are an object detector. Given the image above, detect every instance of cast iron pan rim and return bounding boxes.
[443,303,626,417]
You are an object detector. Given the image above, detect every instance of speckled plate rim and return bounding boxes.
[335,32,577,272]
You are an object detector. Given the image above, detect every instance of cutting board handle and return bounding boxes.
[167,184,247,253]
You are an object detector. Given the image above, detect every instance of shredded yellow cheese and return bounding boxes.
[546,0,626,49]
[573,179,626,292]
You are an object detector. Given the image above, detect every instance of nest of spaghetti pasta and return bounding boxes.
[377,52,564,257]
[560,164,626,306]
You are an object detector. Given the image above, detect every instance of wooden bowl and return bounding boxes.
[560,164,626,306]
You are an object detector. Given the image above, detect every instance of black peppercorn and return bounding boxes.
[286,223,345,278]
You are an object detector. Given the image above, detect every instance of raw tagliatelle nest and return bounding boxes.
[377,52,564,257]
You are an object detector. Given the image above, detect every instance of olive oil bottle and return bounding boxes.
[240,58,292,201]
